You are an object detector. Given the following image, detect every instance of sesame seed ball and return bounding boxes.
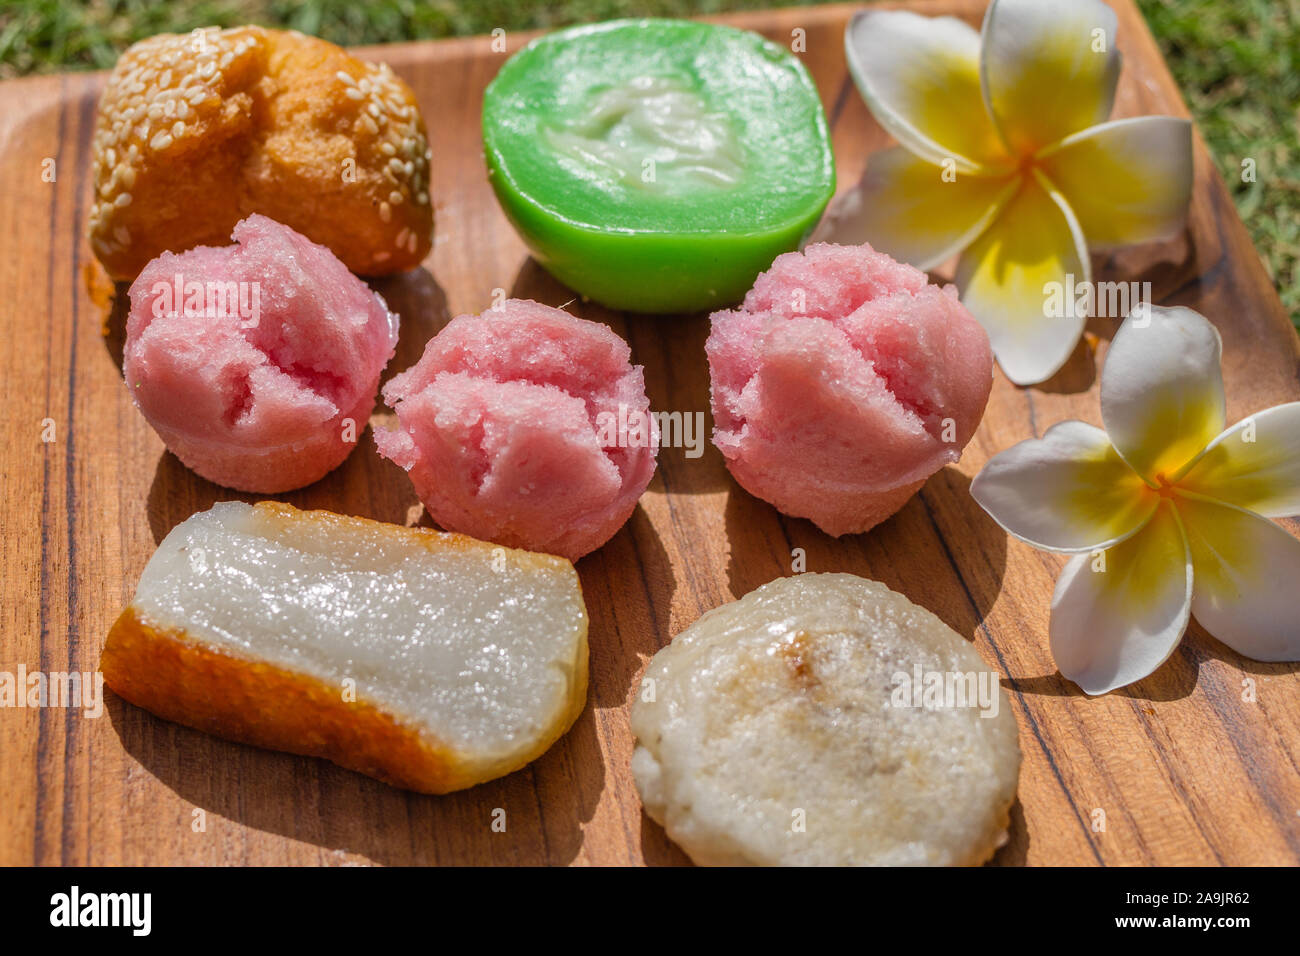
[89,26,434,279]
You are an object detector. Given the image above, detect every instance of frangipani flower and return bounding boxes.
[821,0,1194,385]
[971,305,1300,694]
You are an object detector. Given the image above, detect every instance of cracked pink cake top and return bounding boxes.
[124,214,397,491]
[126,214,397,447]
[707,242,993,535]
[376,299,657,560]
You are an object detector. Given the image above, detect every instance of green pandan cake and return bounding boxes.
[482,19,836,314]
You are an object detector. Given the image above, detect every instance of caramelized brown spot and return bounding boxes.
[778,630,819,688]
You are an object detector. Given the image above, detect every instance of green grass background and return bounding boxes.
[2,0,1295,328]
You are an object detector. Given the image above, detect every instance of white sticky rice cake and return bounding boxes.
[103,501,589,793]
[631,572,1021,865]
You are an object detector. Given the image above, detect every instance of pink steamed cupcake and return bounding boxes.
[376,299,658,560]
[124,214,399,492]
[707,242,993,536]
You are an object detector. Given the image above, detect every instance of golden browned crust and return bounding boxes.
[89,26,433,279]
[102,607,472,792]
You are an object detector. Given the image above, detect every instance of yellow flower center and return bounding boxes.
[1153,472,1180,499]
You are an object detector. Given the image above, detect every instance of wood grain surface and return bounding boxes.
[2,1,1298,866]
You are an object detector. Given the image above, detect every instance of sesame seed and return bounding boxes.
[379,201,392,223]
[389,191,404,205]
[114,192,132,208]
[344,87,364,101]
[172,121,186,138]
[150,132,173,151]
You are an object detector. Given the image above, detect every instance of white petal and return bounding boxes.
[1050,500,1191,695]
[812,147,1019,270]
[955,170,1090,385]
[980,0,1121,155]
[845,9,1012,172]
[1100,305,1225,482]
[1037,116,1194,251]
[1176,403,1300,518]
[1178,494,1300,661]
[971,420,1157,552]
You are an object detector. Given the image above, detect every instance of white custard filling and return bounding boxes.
[545,75,745,194]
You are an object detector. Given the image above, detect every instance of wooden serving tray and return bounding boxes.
[2,1,1298,866]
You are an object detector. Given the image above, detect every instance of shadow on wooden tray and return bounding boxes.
[988,798,1030,866]
[723,465,1009,641]
[639,814,695,867]
[369,265,452,383]
[1008,619,1300,705]
[105,679,606,865]
[576,503,678,707]
[145,430,427,543]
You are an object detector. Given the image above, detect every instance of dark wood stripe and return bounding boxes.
[527,764,553,865]
[828,70,854,129]
[59,78,94,865]
[1126,698,1226,864]
[33,75,70,867]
